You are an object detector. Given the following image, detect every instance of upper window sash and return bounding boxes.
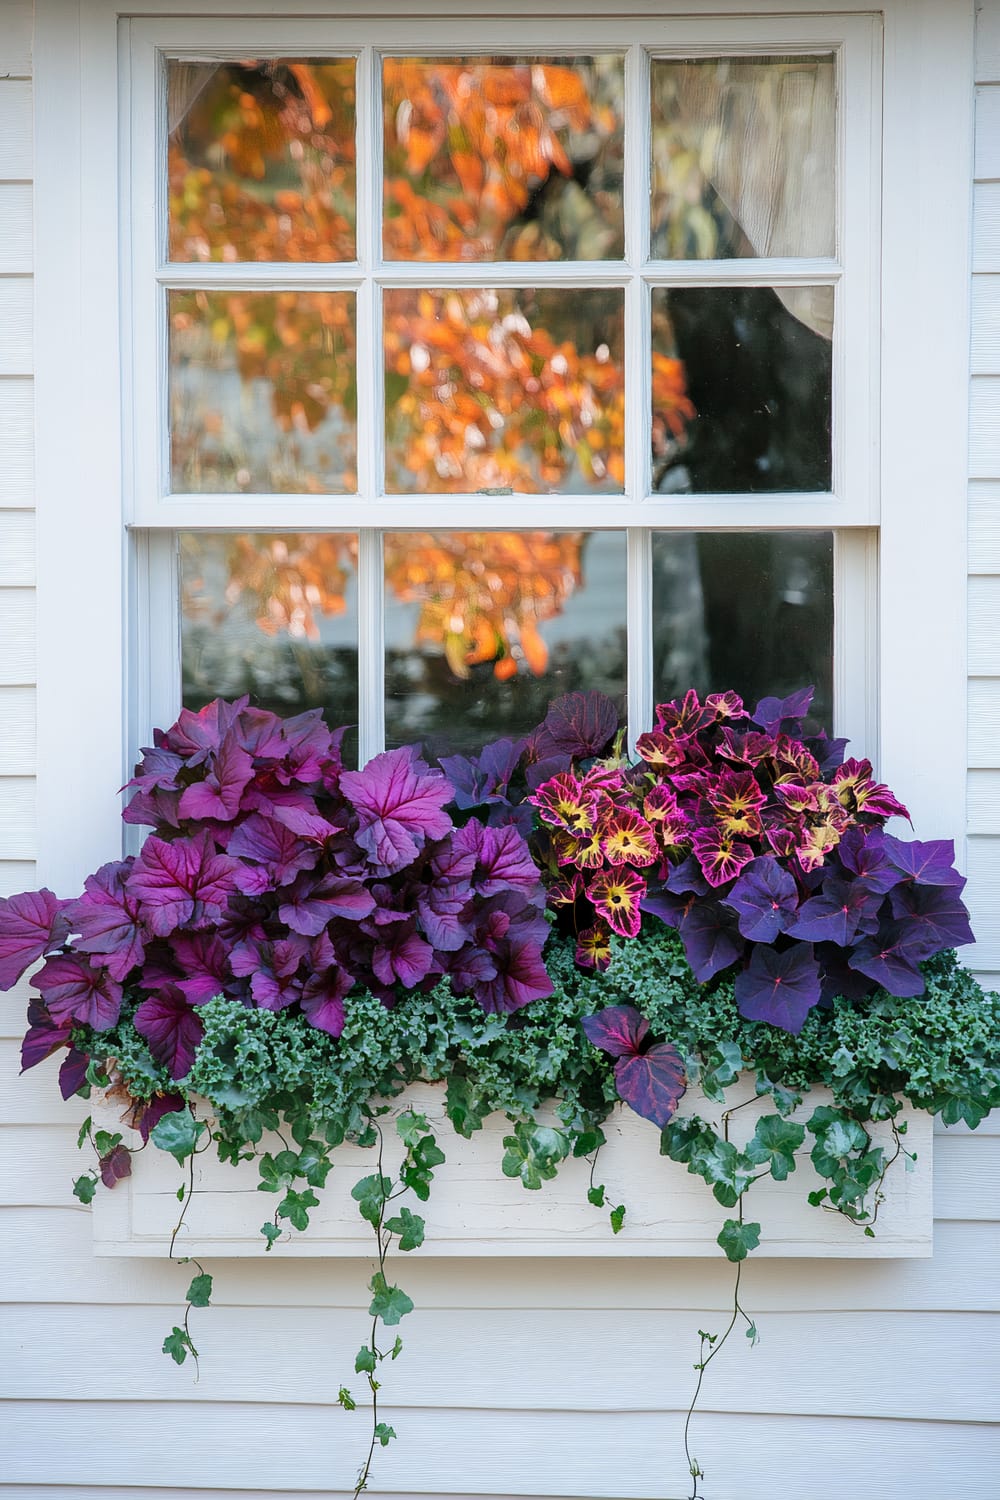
[125,12,879,530]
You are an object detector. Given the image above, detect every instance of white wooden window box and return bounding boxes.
[92,1080,932,1259]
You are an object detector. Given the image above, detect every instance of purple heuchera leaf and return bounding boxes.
[228,814,318,891]
[99,1143,133,1188]
[371,926,436,989]
[679,900,745,982]
[438,737,525,809]
[341,747,453,875]
[581,1003,649,1058]
[126,832,239,937]
[453,819,544,902]
[787,877,883,947]
[531,690,619,760]
[167,931,230,1004]
[581,1005,686,1126]
[615,1045,687,1128]
[881,835,966,889]
[20,996,73,1072]
[177,729,254,823]
[35,954,123,1032]
[723,858,800,942]
[65,860,145,982]
[0,888,71,991]
[157,697,245,762]
[300,963,354,1037]
[278,874,376,936]
[133,985,205,1079]
[58,1047,90,1100]
[735,943,822,1034]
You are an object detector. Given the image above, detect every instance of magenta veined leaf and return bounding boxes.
[734,943,822,1035]
[532,690,620,760]
[881,835,966,889]
[723,858,800,943]
[99,1143,133,1188]
[126,832,239,937]
[20,996,73,1073]
[65,860,145,982]
[176,729,254,823]
[341,747,453,874]
[35,954,123,1032]
[0,888,71,991]
[679,900,744,982]
[614,1044,687,1128]
[133,986,206,1080]
[581,1003,649,1058]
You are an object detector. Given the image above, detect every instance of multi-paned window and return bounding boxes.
[127,15,879,765]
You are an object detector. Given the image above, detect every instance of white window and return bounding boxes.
[32,2,973,892]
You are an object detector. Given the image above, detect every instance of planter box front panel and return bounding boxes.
[92,1081,932,1258]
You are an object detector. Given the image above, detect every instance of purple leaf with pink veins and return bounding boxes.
[228,814,318,890]
[20,997,73,1072]
[881,835,966,888]
[723,859,800,943]
[0,888,72,991]
[300,964,354,1036]
[126,832,239,936]
[134,985,205,1079]
[453,819,545,901]
[341,747,453,874]
[66,860,145,981]
[371,927,436,989]
[177,730,254,823]
[581,1005,686,1126]
[735,943,822,1034]
[278,874,376,936]
[35,953,123,1032]
[58,1047,90,1100]
[581,1003,649,1058]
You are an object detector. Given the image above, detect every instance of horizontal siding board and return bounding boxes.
[965,835,1000,966]
[0,278,32,374]
[0,511,34,584]
[1,1405,997,1497]
[971,274,1000,371]
[3,1305,997,1421]
[0,1039,87,1122]
[0,3,31,77]
[977,83,1000,178]
[968,769,1000,831]
[969,577,1000,671]
[0,776,34,859]
[934,1131,1000,1219]
[968,677,1000,765]
[1,1208,997,1313]
[0,82,32,179]
[979,1,1000,83]
[968,479,1000,569]
[0,861,34,898]
[0,974,35,1040]
[973,182,1000,269]
[969,376,1000,476]
[0,381,33,506]
[0,184,31,272]
[0,685,34,772]
[0,589,35,683]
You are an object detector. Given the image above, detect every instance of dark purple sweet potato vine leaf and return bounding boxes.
[582,1004,687,1126]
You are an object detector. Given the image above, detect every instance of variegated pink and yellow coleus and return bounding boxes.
[527,686,973,1034]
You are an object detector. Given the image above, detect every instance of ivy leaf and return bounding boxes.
[445,1074,486,1138]
[384,1206,425,1252]
[162,1326,196,1365]
[351,1173,392,1227]
[297,1143,333,1189]
[609,1203,626,1234]
[395,1110,430,1147]
[150,1109,205,1164]
[73,1174,97,1205]
[186,1273,213,1308]
[587,1183,606,1208]
[260,1222,282,1251]
[355,1345,377,1374]
[76,1116,93,1150]
[375,1423,397,1447]
[277,1188,319,1232]
[717,1219,761,1262]
[368,1271,414,1326]
[749,1115,806,1182]
[337,1386,357,1411]
[501,1122,569,1190]
[390,1336,403,1360]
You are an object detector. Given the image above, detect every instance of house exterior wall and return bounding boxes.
[0,3,997,1496]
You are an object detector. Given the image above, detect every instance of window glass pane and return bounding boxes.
[384,287,624,493]
[650,56,835,260]
[651,531,833,726]
[382,56,625,261]
[180,533,360,763]
[384,530,626,754]
[170,290,357,493]
[167,58,357,263]
[651,285,833,493]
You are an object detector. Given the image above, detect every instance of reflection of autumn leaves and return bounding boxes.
[185,532,586,680]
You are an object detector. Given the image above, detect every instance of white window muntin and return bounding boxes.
[125,12,879,531]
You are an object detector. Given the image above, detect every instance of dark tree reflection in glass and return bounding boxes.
[383,530,626,755]
[651,531,834,727]
[180,533,360,764]
[651,286,833,493]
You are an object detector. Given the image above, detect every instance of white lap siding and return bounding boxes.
[0,3,998,1496]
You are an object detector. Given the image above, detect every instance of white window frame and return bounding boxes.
[32,0,973,899]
